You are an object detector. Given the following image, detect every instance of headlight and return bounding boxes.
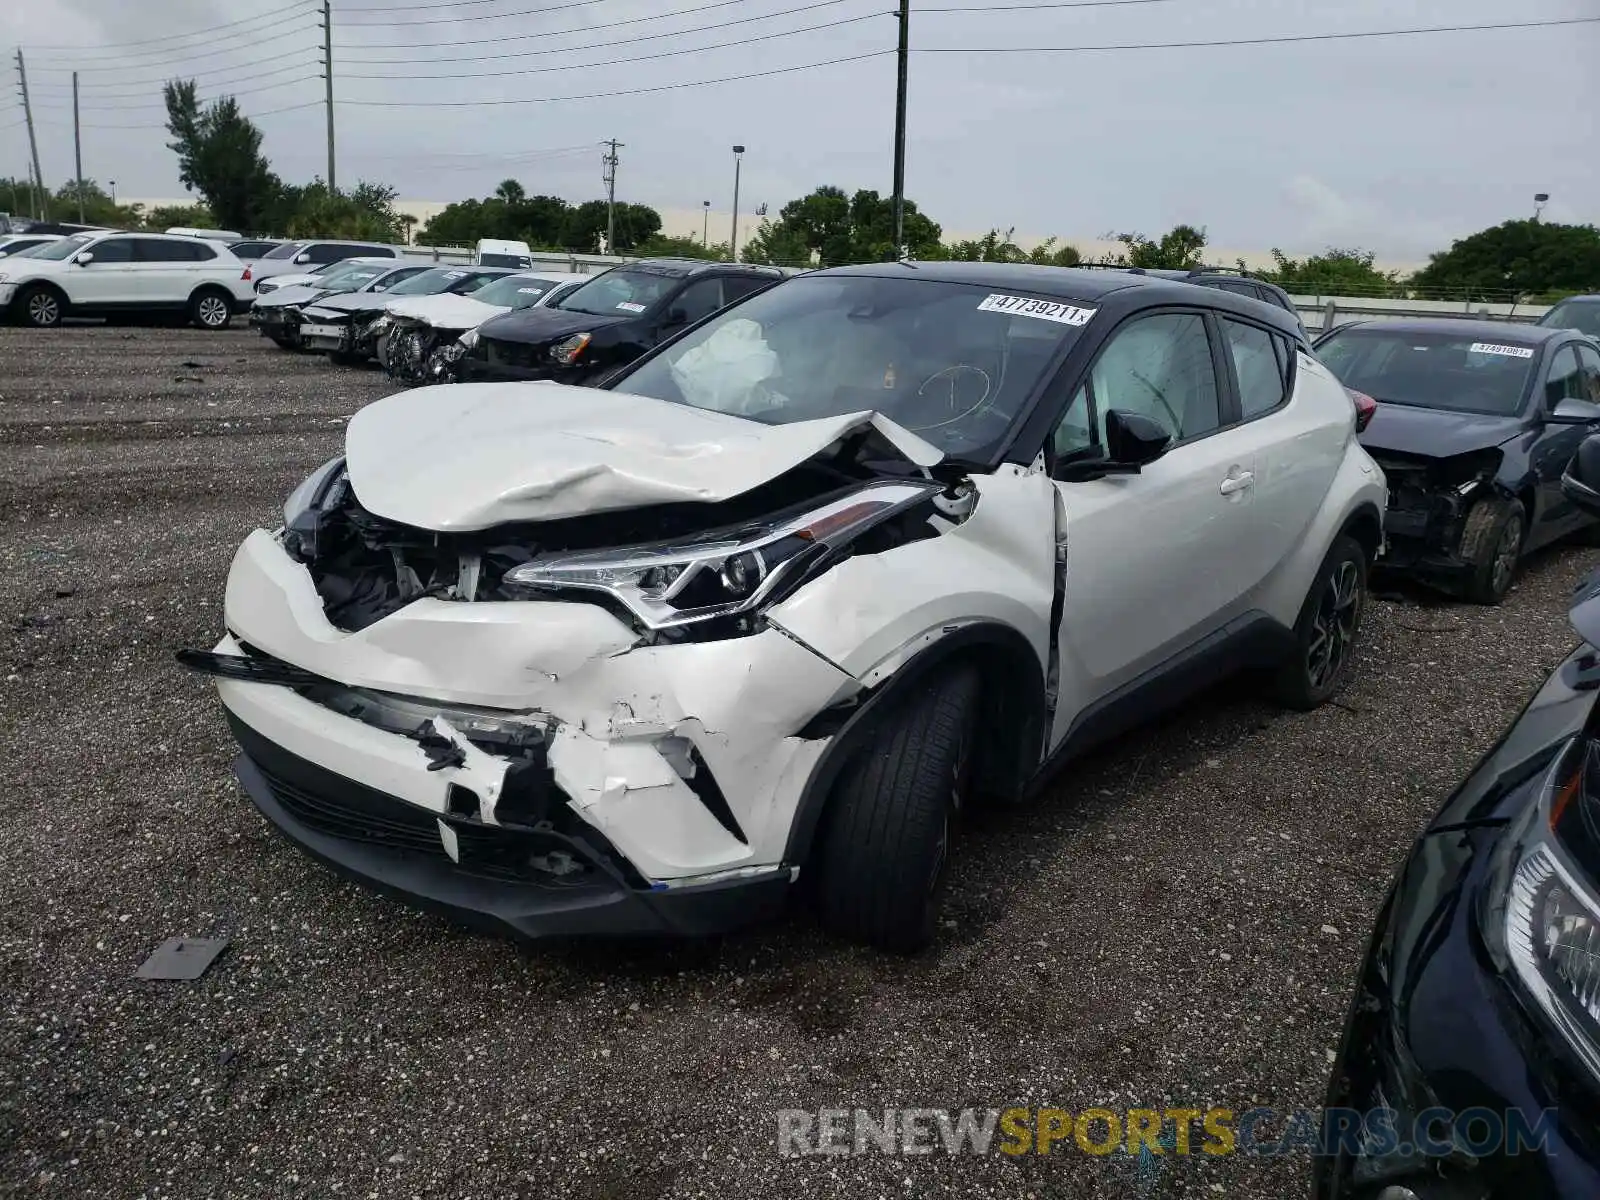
[1489,735,1600,1077]
[281,456,347,560]
[459,328,480,351]
[549,332,591,365]
[501,481,938,629]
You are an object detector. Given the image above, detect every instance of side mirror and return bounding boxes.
[74,251,94,266]
[294,253,311,265]
[1551,397,1600,425]
[1104,408,1174,468]
[1563,435,1600,517]
[663,307,689,327]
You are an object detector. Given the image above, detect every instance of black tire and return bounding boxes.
[15,284,64,328]
[813,666,981,954]
[1459,496,1525,605]
[1272,534,1367,711]
[189,287,234,330]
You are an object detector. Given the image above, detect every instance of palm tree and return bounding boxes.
[494,179,526,206]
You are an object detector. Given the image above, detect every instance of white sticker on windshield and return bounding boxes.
[977,293,1096,326]
[616,301,647,313]
[516,287,546,295]
[444,271,466,279]
[1468,342,1534,359]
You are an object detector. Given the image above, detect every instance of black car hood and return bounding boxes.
[1358,403,1524,460]
[476,306,632,346]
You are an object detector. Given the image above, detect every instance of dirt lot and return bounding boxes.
[0,323,1592,1199]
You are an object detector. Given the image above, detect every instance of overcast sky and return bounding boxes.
[1,0,1594,263]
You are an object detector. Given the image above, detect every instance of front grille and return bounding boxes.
[482,337,542,370]
[257,757,442,854]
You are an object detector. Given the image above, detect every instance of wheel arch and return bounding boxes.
[13,277,69,314]
[783,622,1047,868]
[1338,500,1384,564]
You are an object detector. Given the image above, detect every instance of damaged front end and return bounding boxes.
[1369,446,1506,576]
[381,318,462,386]
[179,433,981,939]
[302,306,390,359]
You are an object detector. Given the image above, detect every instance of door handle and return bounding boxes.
[1219,471,1254,496]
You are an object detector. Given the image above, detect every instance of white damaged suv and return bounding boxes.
[180,262,1385,952]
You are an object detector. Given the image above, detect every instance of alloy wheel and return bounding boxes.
[1306,559,1361,691]
[198,295,230,327]
[27,292,58,326]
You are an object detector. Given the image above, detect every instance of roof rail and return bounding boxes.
[1186,265,1254,279]
[1074,263,1145,274]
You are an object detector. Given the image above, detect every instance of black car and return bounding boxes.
[457,258,785,385]
[1319,440,1600,1200]
[1315,318,1600,603]
[1087,265,1306,335]
[298,267,511,364]
[1539,295,1600,341]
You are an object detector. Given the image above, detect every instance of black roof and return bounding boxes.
[1326,317,1567,344]
[809,260,1307,339]
[623,257,782,278]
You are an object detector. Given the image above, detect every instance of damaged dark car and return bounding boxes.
[457,258,784,386]
[1315,318,1600,603]
[299,266,512,366]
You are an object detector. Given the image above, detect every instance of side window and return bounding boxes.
[671,278,725,325]
[90,238,134,263]
[1089,312,1222,443]
[721,275,769,304]
[1222,318,1288,419]
[361,245,397,258]
[306,243,345,264]
[186,241,217,260]
[1576,344,1600,404]
[1052,383,1095,459]
[1545,347,1584,407]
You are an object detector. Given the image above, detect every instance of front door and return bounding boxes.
[67,237,140,305]
[1531,344,1600,543]
[1047,309,1257,743]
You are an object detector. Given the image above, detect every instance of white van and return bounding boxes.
[167,226,245,242]
[474,238,533,269]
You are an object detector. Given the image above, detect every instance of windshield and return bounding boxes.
[263,241,309,261]
[554,268,682,316]
[317,264,393,293]
[611,274,1092,458]
[27,233,97,261]
[385,267,498,297]
[1540,300,1600,338]
[1316,328,1538,415]
[472,274,569,308]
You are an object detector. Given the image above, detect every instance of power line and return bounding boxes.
[31,75,324,112]
[340,0,598,11]
[337,0,612,24]
[336,0,864,60]
[30,60,322,98]
[72,98,323,132]
[340,48,889,105]
[336,0,851,53]
[916,15,1600,53]
[24,1,319,53]
[30,28,323,74]
[342,11,884,79]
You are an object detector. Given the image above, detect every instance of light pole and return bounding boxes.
[730,145,744,262]
[108,179,116,205]
[702,200,710,248]
[1534,192,1550,221]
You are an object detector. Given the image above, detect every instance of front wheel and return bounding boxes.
[16,284,64,328]
[813,665,981,953]
[1272,534,1367,711]
[189,288,234,330]
[1459,496,1525,605]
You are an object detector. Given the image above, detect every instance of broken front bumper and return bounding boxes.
[187,529,857,938]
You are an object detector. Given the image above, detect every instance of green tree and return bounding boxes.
[0,175,45,219]
[162,79,284,232]
[1254,247,1399,296]
[631,233,731,260]
[1106,224,1208,269]
[739,186,941,266]
[280,179,401,240]
[50,179,144,228]
[144,202,215,230]
[936,227,1080,266]
[1408,219,1600,300]
[561,200,662,253]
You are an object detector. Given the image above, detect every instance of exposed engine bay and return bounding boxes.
[1367,447,1503,565]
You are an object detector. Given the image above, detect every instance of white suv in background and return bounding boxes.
[0,232,255,329]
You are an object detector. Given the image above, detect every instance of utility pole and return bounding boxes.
[72,71,84,222]
[15,50,46,222]
[601,139,622,254]
[891,0,909,257]
[730,145,744,262]
[702,200,710,247]
[321,0,336,191]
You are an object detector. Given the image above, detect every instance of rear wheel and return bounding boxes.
[1459,496,1524,605]
[1272,534,1367,710]
[813,666,981,953]
[189,287,234,330]
[16,284,64,328]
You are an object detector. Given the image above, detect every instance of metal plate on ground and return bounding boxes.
[136,936,230,981]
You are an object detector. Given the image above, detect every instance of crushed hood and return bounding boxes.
[303,290,402,315]
[386,292,509,331]
[476,305,630,347]
[1359,403,1525,460]
[343,382,945,531]
[255,283,348,310]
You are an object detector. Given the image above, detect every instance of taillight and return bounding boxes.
[1349,389,1377,433]
[241,265,252,281]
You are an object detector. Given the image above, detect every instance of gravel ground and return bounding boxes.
[1,323,1593,1199]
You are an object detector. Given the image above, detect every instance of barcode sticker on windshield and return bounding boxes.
[444,271,466,279]
[977,294,1096,326]
[1468,342,1535,359]
[616,301,647,313]
[517,287,545,295]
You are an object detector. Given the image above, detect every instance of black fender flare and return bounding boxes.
[782,622,1047,868]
